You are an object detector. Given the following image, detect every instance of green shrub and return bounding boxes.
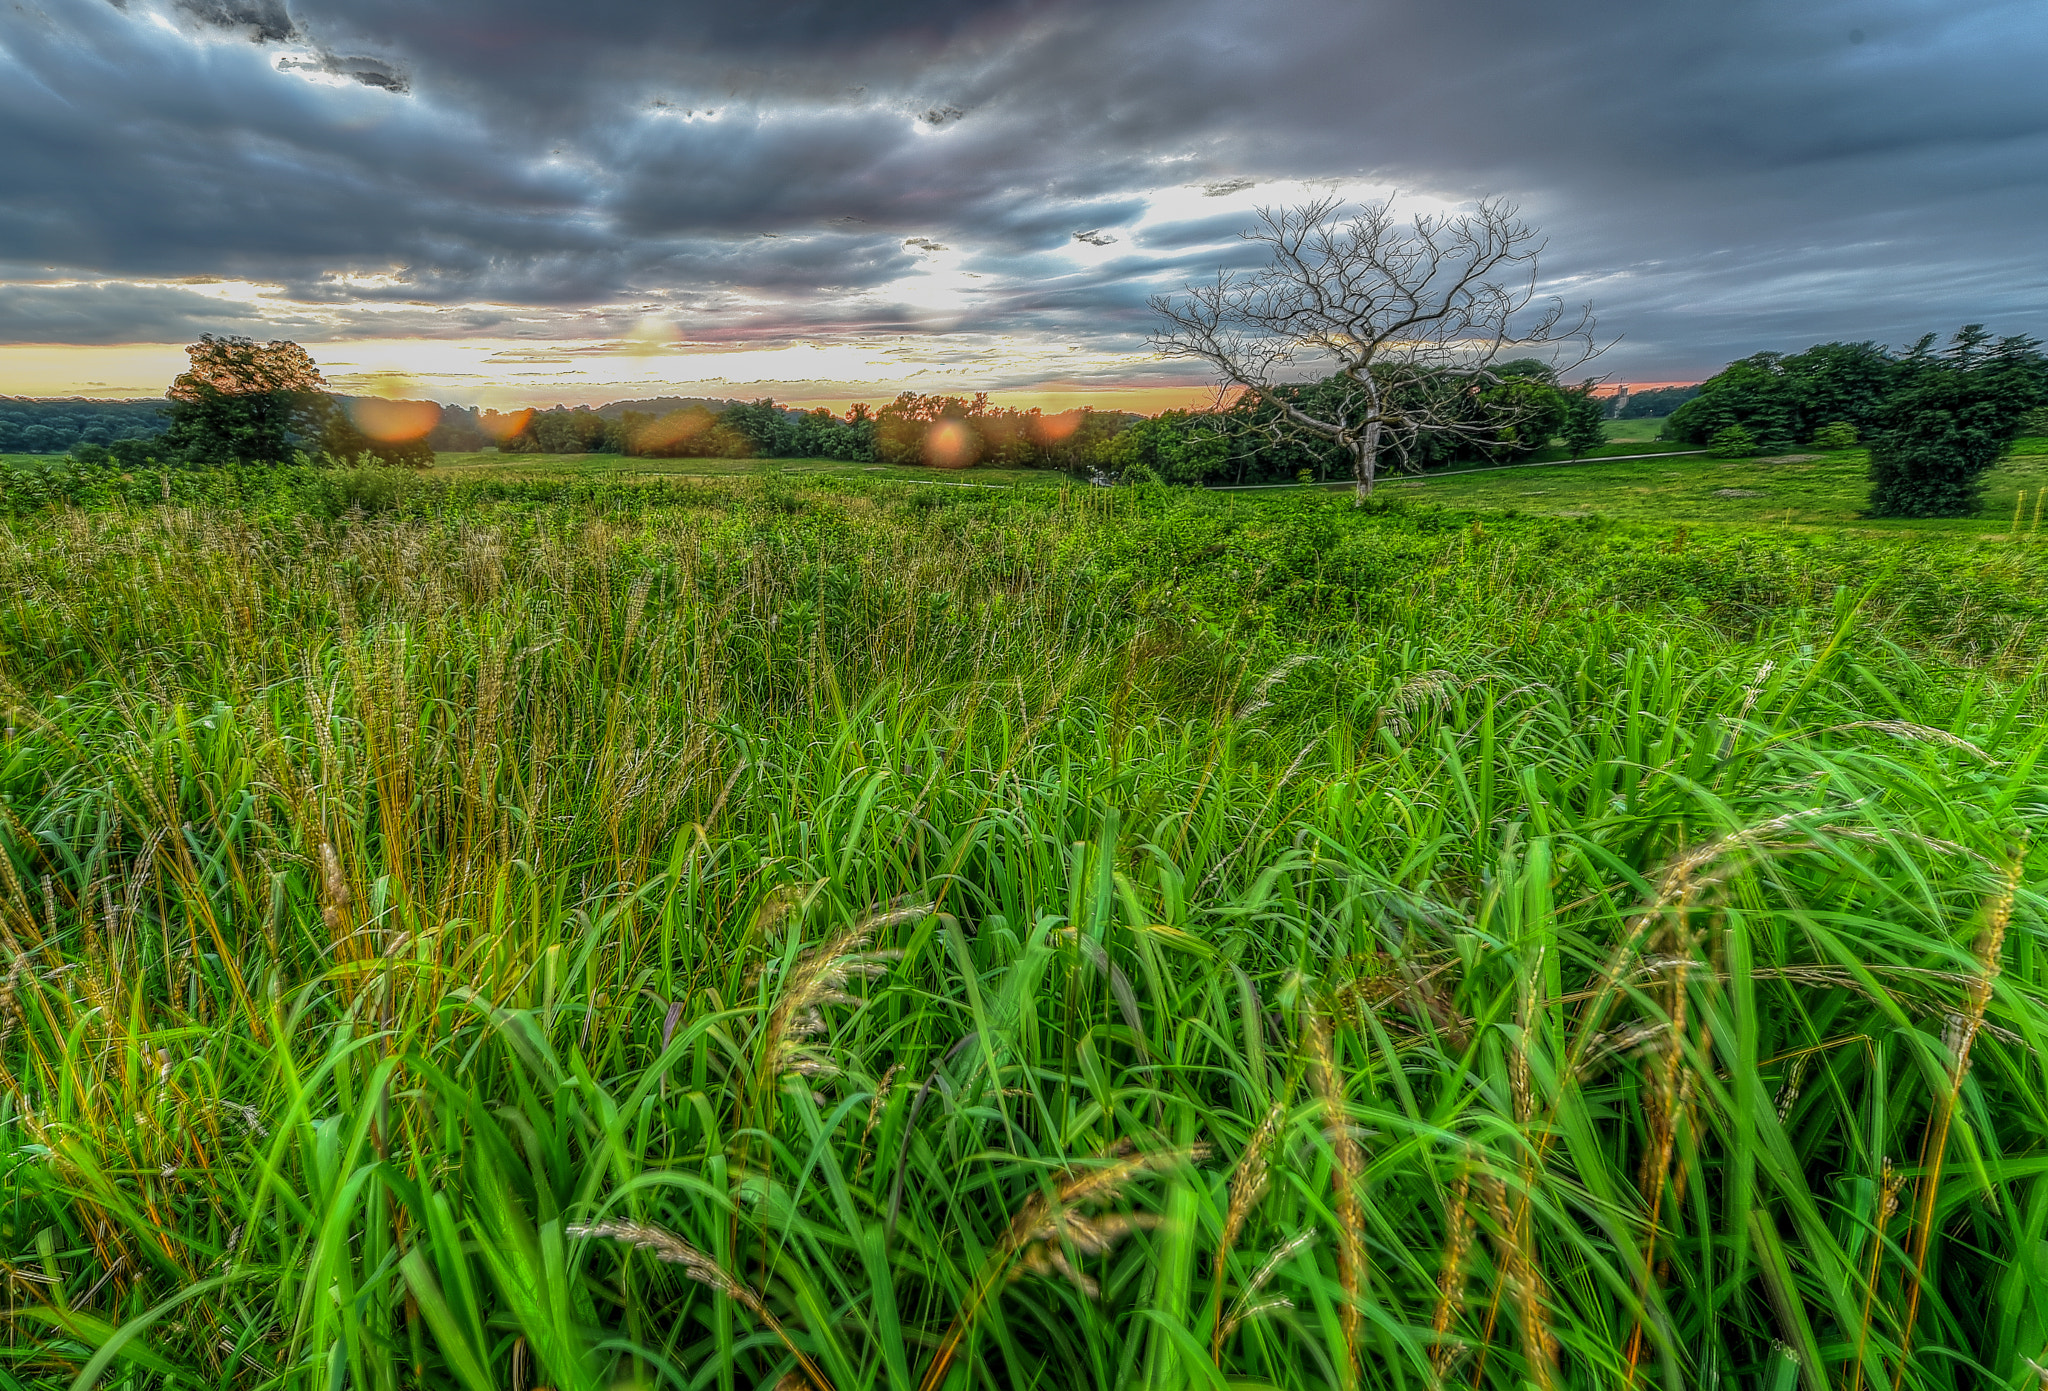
[1707,423,1756,457]
[1811,419,1859,449]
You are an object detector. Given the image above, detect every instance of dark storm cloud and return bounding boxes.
[0,281,274,343]
[0,0,2044,380]
[171,0,296,44]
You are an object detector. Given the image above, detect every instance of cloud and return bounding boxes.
[275,52,409,93]
[0,281,290,344]
[172,0,296,43]
[0,0,2042,392]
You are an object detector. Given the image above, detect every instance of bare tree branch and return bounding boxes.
[1150,198,1602,501]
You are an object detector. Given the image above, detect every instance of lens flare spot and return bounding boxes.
[479,408,536,443]
[347,396,441,443]
[630,407,714,452]
[1033,410,1083,444]
[922,418,979,469]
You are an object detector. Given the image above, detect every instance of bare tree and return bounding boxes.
[1150,196,1599,500]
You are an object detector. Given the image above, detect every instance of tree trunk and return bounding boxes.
[1350,422,1383,504]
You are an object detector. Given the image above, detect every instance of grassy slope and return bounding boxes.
[1596,416,1672,444]
[3,481,2046,1390]
[1390,436,2048,530]
[423,425,2048,537]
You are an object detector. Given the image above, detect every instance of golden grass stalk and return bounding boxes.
[1849,1157,1905,1391]
[1220,1227,1315,1340]
[1482,1171,1557,1391]
[1210,1099,1286,1359]
[1430,1164,1473,1387]
[1622,914,1696,1388]
[761,905,926,1081]
[917,1139,1206,1391]
[570,1220,832,1391]
[1890,844,2025,1389]
[1308,1009,1365,1387]
[1011,1211,1163,1297]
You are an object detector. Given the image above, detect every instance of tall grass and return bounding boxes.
[2,480,2045,1389]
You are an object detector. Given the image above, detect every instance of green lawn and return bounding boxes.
[356,436,2048,535]
[1599,415,1673,444]
[1386,436,2048,531]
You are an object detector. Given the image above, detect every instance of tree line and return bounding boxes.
[23,333,1614,484]
[0,398,166,454]
[1610,384,1699,419]
[477,393,1141,471]
[28,314,2048,520]
[1664,326,2048,516]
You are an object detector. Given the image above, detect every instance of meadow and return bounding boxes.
[3,467,2048,1390]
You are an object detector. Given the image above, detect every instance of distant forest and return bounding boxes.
[3,379,1707,459]
[1610,384,1699,418]
[0,398,168,453]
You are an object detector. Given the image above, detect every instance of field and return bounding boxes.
[1396,437,2048,530]
[425,451,1065,489]
[1593,417,1672,445]
[3,462,2048,1390]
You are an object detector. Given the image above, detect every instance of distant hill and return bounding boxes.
[589,396,747,419]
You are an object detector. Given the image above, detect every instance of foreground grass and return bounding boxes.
[3,481,2047,1389]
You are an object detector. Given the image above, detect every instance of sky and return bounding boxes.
[2,0,2045,409]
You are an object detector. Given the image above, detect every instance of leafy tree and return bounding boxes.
[0,398,164,454]
[721,399,800,456]
[107,437,170,470]
[1560,382,1607,459]
[1811,421,1859,450]
[427,405,490,452]
[522,406,613,454]
[785,405,878,461]
[618,406,750,458]
[1477,362,1573,461]
[162,335,327,466]
[875,393,984,466]
[1666,341,1902,450]
[1097,411,1232,484]
[1866,327,2048,517]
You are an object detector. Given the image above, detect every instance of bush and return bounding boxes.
[1811,420,1859,450]
[1867,329,2048,517]
[1707,424,1756,457]
[1866,374,2012,517]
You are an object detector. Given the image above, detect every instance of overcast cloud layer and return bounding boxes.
[2,0,2045,401]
